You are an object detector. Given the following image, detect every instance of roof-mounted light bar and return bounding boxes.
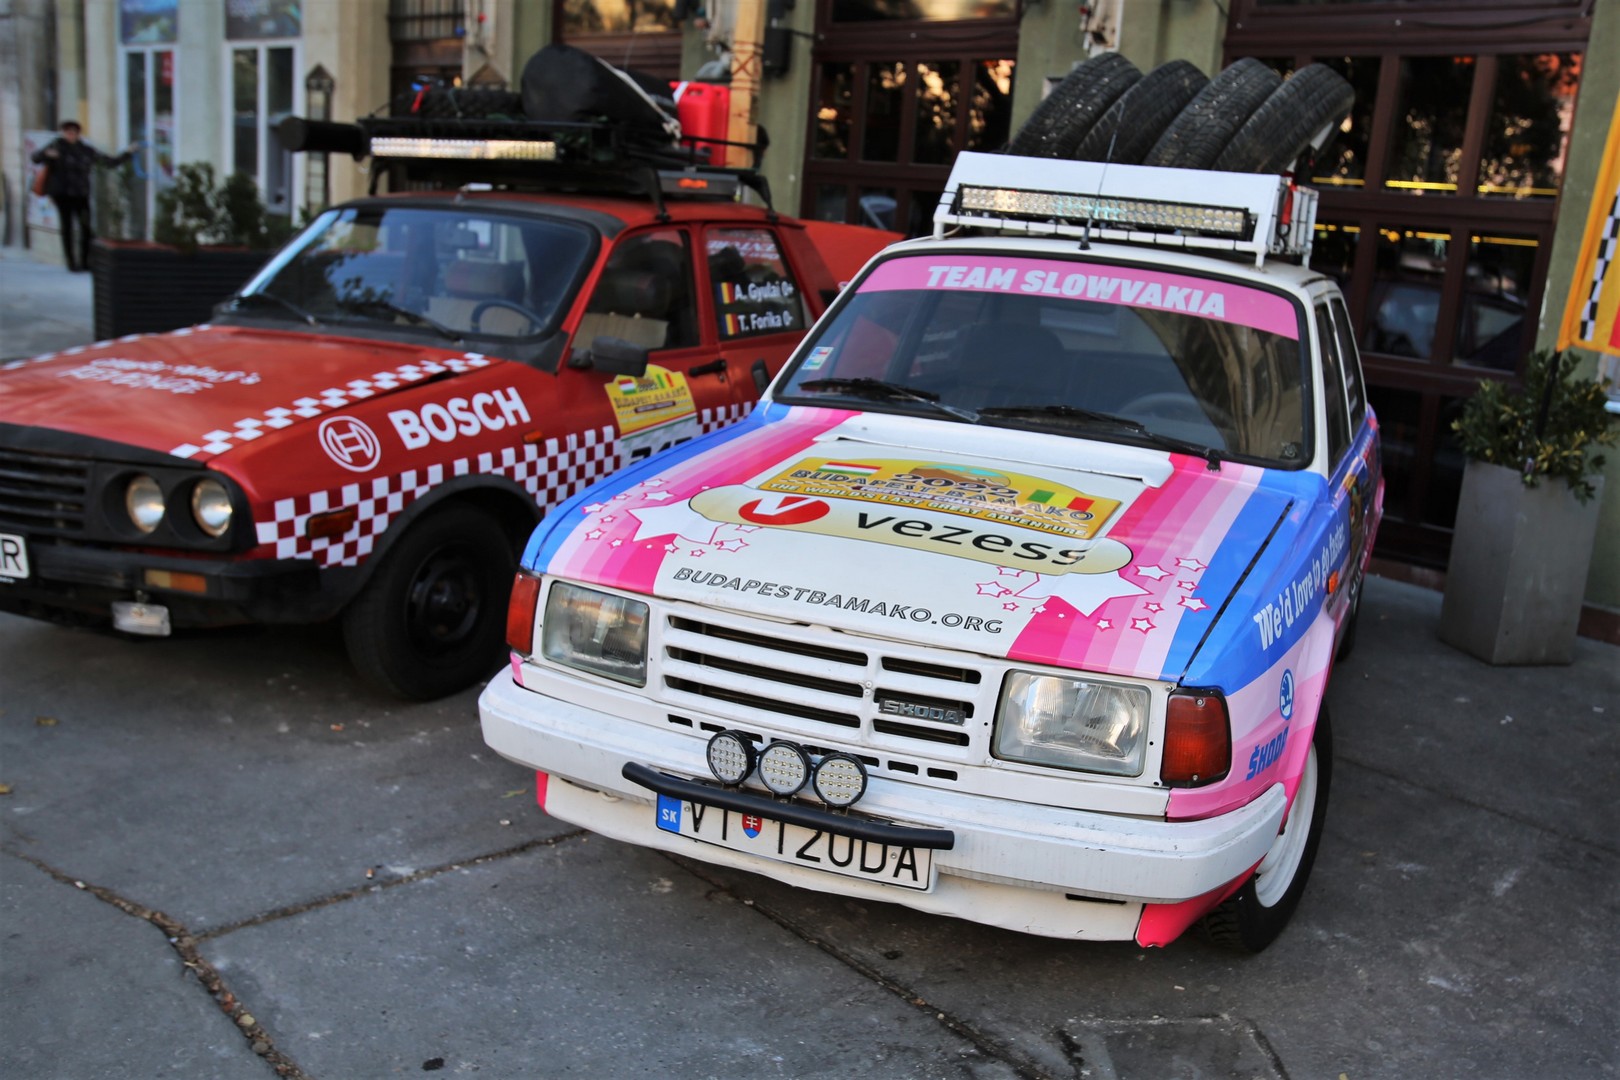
[936,152,1318,267]
[957,185,1252,241]
[368,136,557,162]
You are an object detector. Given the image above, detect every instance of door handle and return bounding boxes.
[689,359,727,378]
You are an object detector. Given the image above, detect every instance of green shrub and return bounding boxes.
[1451,349,1617,503]
[155,162,292,252]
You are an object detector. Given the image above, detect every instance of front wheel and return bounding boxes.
[1198,708,1333,952]
[342,505,515,700]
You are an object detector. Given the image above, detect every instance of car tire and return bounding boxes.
[1143,58,1283,170]
[1198,707,1333,953]
[1212,63,1356,174]
[342,505,516,700]
[1072,60,1209,165]
[1007,52,1142,160]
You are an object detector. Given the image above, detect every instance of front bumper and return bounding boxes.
[0,537,346,629]
[479,667,1288,940]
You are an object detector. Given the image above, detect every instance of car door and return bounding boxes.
[572,225,736,466]
[702,224,813,407]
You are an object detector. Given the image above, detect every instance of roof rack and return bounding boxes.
[934,152,1318,267]
[275,114,773,213]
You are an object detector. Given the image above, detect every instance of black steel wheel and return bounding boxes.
[1072,60,1209,165]
[1212,63,1356,174]
[1143,58,1282,170]
[1007,52,1142,159]
[1198,708,1333,953]
[342,505,515,700]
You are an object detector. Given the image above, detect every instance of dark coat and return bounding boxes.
[31,137,129,200]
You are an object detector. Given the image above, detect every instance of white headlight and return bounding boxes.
[125,475,165,533]
[994,671,1149,776]
[540,582,649,686]
[190,478,233,538]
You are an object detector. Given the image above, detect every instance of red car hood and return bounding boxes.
[1,326,496,460]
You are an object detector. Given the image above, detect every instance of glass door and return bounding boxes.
[120,46,176,238]
[230,42,300,221]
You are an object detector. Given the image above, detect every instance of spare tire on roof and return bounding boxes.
[1212,63,1356,174]
[519,44,680,144]
[1143,57,1282,170]
[1072,60,1209,165]
[1007,52,1142,160]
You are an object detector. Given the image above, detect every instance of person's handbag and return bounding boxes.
[31,164,49,197]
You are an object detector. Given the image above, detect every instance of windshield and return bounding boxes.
[236,205,595,341]
[779,253,1311,466]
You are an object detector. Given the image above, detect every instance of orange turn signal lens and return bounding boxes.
[1161,689,1231,787]
[305,507,357,539]
[143,568,209,594]
[506,571,543,656]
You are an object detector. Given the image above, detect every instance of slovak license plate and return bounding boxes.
[655,794,932,891]
[0,533,28,582]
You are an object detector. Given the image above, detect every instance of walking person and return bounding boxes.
[30,120,134,272]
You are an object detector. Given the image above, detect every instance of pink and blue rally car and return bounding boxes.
[479,152,1382,950]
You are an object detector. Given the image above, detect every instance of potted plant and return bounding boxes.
[1439,349,1617,664]
[91,163,297,338]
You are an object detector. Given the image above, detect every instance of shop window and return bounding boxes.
[815,63,855,159]
[1453,232,1537,371]
[863,63,906,162]
[832,0,1013,20]
[121,47,176,237]
[561,0,678,34]
[231,43,299,217]
[967,60,1015,152]
[1311,221,1359,291]
[1365,226,1451,359]
[1477,53,1581,199]
[1312,55,1378,189]
[707,228,806,340]
[1385,56,1475,196]
[914,62,959,165]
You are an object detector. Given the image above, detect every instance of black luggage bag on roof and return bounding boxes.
[520,44,680,145]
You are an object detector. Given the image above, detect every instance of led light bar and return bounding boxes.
[957,185,1251,241]
[369,136,557,162]
[936,152,1319,266]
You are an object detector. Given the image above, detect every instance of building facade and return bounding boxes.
[3,0,1615,616]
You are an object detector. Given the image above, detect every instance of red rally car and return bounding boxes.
[0,132,897,699]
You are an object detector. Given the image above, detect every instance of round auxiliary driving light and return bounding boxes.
[758,741,811,797]
[812,753,868,808]
[705,730,756,786]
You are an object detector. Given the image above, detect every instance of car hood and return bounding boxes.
[525,405,1301,683]
[0,325,497,462]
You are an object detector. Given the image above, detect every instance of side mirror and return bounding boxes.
[577,336,649,377]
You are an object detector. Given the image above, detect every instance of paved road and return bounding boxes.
[2,576,1616,1079]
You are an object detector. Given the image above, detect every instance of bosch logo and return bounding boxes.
[388,387,531,450]
[318,416,382,472]
[876,697,966,725]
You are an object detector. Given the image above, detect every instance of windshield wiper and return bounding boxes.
[227,291,319,326]
[979,404,1226,470]
[336,298,464,344]
[795,378,980,423]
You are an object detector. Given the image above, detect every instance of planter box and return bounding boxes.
[1439,460,1603,665]
[90,241,270,339]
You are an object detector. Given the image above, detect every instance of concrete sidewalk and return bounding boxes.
[0,245,95,360]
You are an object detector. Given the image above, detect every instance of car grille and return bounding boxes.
[0,446,92,538]
[660,609,998,764]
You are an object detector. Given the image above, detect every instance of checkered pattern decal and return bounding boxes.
[1577,187,1619,343]
[253,405,752,568]
[171,355,492,460]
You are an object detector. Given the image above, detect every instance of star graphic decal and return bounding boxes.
[713,539,749,552]
[733,525,760,533]
[1176,557,1207,572]
[1095,619,1112,630]
[1032,605,1047,615]
[610,539,624,548]
[642,480,666,488]
[1144,602,1163,613]
[997,567,1030,578]
[643,491,673,501]
[976,581,1012,598]
[1131,617,1155,633]
[664,543,679,553]
[1002,602,1019,611]
[1177,580,1197,590]
[1135,564,1169,580]
[585,529,604,540]
[1179,596,1209,612]
[687,548,705,557]
[599,515,616,523]
[583,502,606,514]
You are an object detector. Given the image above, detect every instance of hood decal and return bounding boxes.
[531,406,1294,680]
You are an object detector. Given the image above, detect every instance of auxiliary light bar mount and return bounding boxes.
[934,152,1319,267]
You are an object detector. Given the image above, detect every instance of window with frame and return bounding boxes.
[230,42,299,218]
[707,228,806,341]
